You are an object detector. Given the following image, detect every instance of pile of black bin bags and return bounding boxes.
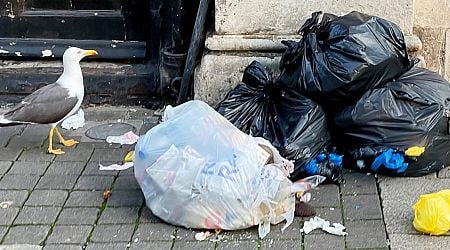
[217,10,450,181]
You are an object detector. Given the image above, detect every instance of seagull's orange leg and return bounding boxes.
[54,127,78,147]
[47,127,65,155]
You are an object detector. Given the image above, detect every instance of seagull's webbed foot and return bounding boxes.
[54,128,79,147]
[60,139,78,147]
[48,148,65,155]
[47,127,65,155]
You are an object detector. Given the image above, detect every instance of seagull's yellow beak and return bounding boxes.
[84,50,98,57]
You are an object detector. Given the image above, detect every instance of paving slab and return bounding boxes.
[90,148,128,163]
[0,161,12,175]
[36,175,78,190]
[45,162,86,176]
[343,194,383,221]
[53,143,94,163]
[0,190,29,207]
[389,233,450,250]
[14,206,61,225]
[18,148,55,162]
[345,220,388,248]
[43,245,83,250]
[98,207,140,224]
[172,240,216,249]
[8,161,50,175]
[216,240,258,249]
[3,225,51,245]
[106,190,143,207]
[342,173,378,195]
[57,207,99,225]
[65,191,104,207]
[90,224,135,243]
[25,190,69,207]
[85,242,131,250]
[46,225,92,244]
[0,226,8,241]
[309,184,340,208]
[260,239,303,250]
[0,148,22,161]
[0,126,25,147]
[303,233,345,250]
[0,208,20,226]
[74,175,115,190]
[0,174,40,190]
[134,223,176,241]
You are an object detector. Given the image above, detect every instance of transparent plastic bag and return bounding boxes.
[412,189,450,235]
[134,100,325,238]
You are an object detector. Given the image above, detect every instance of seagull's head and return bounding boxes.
[63,47,98,65]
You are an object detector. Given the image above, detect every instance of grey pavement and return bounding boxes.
[0,106,449,249]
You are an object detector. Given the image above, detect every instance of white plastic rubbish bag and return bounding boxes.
[134,100,324,238]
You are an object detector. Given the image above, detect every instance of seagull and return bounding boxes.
[0,47,98,155]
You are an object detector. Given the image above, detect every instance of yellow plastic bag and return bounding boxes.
[412,189,450,235]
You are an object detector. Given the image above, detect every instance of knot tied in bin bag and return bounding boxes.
[134,100,326,238]
[413,189,450,235]
[217,61,343,183]
[334,67,450,176]
[278,11,412,112]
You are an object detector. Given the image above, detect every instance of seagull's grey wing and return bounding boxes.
[4,83,78,124]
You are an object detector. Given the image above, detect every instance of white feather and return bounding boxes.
[0,114,12,124]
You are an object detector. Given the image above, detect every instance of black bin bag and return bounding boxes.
[217,61,343,183]
[278,11,413,112]
[334,67,450,176]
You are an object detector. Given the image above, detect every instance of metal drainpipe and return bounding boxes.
[159,0,198,100]
[177,0,212,104]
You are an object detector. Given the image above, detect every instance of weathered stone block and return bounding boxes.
[216,0,414,35]
[194,54,280,107]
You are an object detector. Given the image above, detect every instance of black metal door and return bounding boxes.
[0,0,150,59]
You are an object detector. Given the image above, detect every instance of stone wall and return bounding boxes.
[413,0,450,78]
[195,0,427,106]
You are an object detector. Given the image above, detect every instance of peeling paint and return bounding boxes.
[15,52,22,56]
[41,49,53,57]
[0,49,9,54]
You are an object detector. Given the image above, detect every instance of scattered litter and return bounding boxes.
[126,243,131,248]
[124,151,134,162]
[329,207,335,211]
[215,229,223,235]
[15,52,21,56]
[0,201,14,208]
[99,162,133,171]
[302,216,347,236]
[61,109,85,130]
[134,101,326,239]
[300,192,311,203]
[41,49,53,57]
[134,238,139,243]
[106,131,139,145]
[170,235,176,239]
[413,189,450,235]
[195,231,212,241]
[0,49,8,54]
[103,190,112,201]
